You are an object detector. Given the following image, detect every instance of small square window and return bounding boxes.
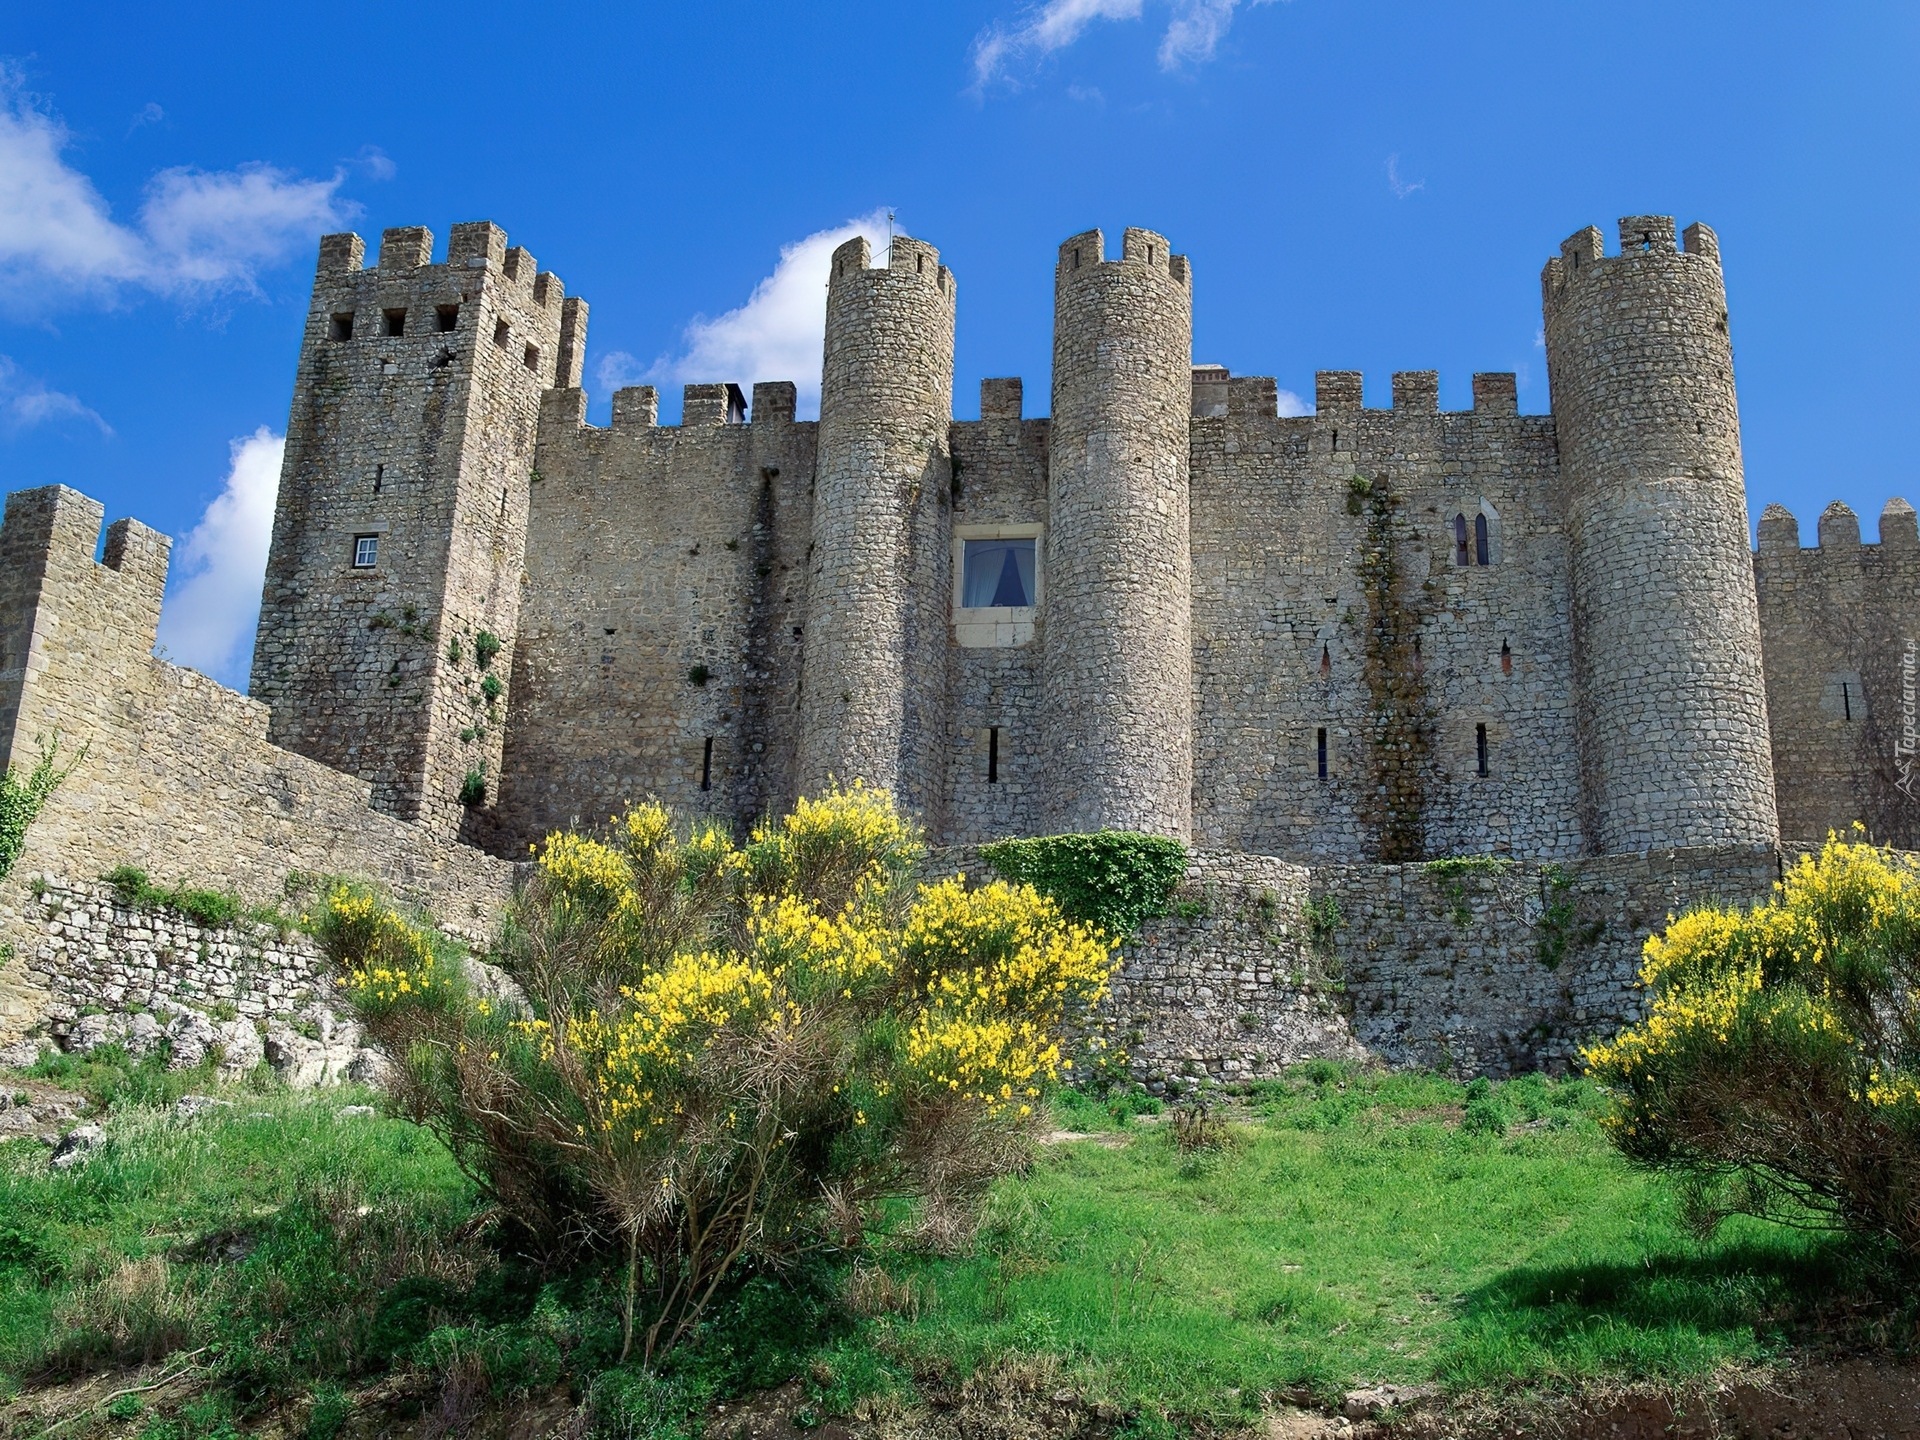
[383,308,406,337]
[492,319,511,349]
[435,304,459,332]
[328,312,354,341]
[523,343,541,373]
[961,538,1035,608]
[352,535,379,569]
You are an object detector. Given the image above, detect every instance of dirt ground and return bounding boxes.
[8,1358,1920,1440]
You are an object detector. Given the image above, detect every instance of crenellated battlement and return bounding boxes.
[1541,215,1723,308]
[1755,499,1920,556]
[828,234,955,299]
[1302,369,1527,417]
[0,486,172,766]
[1054,226,1190,287]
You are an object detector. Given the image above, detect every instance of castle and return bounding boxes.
[250,214,1917,860]
[1,212,1914,1079]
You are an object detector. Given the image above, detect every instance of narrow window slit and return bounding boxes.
[1476,723,1489,776]
[988,726,1000,784]
[1475,512,1490,566]
[373,464,383,495]
[1500,639,1512,675]
[1317,727,1328,781]
[1843,683,1852,722]
[1319,643,1330,677]
[700,738,713,791]
[1454,514,1470,567]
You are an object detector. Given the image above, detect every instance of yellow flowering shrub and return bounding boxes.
[335,784,1119,1362]
[319,885,445,1011]
[1585,830,1920,1254]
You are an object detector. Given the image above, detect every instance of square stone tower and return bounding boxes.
[249,223,586,836]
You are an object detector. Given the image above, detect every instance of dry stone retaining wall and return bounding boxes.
[1071,845,1783,1088]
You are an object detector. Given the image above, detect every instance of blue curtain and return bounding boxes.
[963,539,1036,608]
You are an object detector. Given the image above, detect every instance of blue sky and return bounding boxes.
[2,1,1915,688]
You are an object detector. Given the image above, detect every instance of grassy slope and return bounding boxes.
[864,1069,1846,1422]
[0,1059,1885,1433]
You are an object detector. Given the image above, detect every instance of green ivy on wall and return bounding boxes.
[978,831,1189,939]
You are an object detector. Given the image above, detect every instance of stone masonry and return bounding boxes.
[1,212,1911,1077]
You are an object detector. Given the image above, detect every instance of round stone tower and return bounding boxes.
[796,233,956,813]
[1543,215,1777,854]
[1041,227,1194,838]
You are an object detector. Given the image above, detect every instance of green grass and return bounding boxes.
[0,1059,1901,1435]
[857,1065,1885,1422]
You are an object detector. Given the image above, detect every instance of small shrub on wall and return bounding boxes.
[977,831,1189,939]
[1585,830,1920,1256]
[327,784,1117,1366]
[0,733,83,883]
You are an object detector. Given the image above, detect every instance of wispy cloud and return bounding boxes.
[1386,153,1425,199]
[126,101,163,135]
[156,426,283,688]
[971,0,1279,89]
[605,209,895,421]
[0,355,110,436]
[353,145,396,181]
[0,66,356,314]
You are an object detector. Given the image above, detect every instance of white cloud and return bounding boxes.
[1277,388,1310,417]
[0,66,355,312]
[971,0,1278,87]
[156,427,282,688]
[127,102,163,135]
[354,145,396,181]
[631,209,895,420]
[594,349,651,395]
[0,355,110,436]
[1386,153,1425,199]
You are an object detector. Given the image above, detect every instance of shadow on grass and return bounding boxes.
[1438,1235,1917,1387]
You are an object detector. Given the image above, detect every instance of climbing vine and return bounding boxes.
[1353,473,1435,861]
[1421,855,1514,925]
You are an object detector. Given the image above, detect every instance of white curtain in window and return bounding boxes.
[962,539,1036,608]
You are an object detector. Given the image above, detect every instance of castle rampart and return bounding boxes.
[495,379,818,841]
[0,484,516,1035]
[1754,497,1920,848]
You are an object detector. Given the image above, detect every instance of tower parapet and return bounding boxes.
[1543,215,1776,853]
[250,222,583,836]
[796,233,956,813]
[1041,227,1194,838]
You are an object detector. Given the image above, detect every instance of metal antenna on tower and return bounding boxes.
[884,209,896,264]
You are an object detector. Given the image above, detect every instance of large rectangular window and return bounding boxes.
[962,537,1036,608]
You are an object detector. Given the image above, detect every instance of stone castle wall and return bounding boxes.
[1756,499,1920,849]
[496,382,816,842]
[942,387,1051,845]
[0,485,516,1041]
[1186,368,1580,863]
[1097,844,1780,1087]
